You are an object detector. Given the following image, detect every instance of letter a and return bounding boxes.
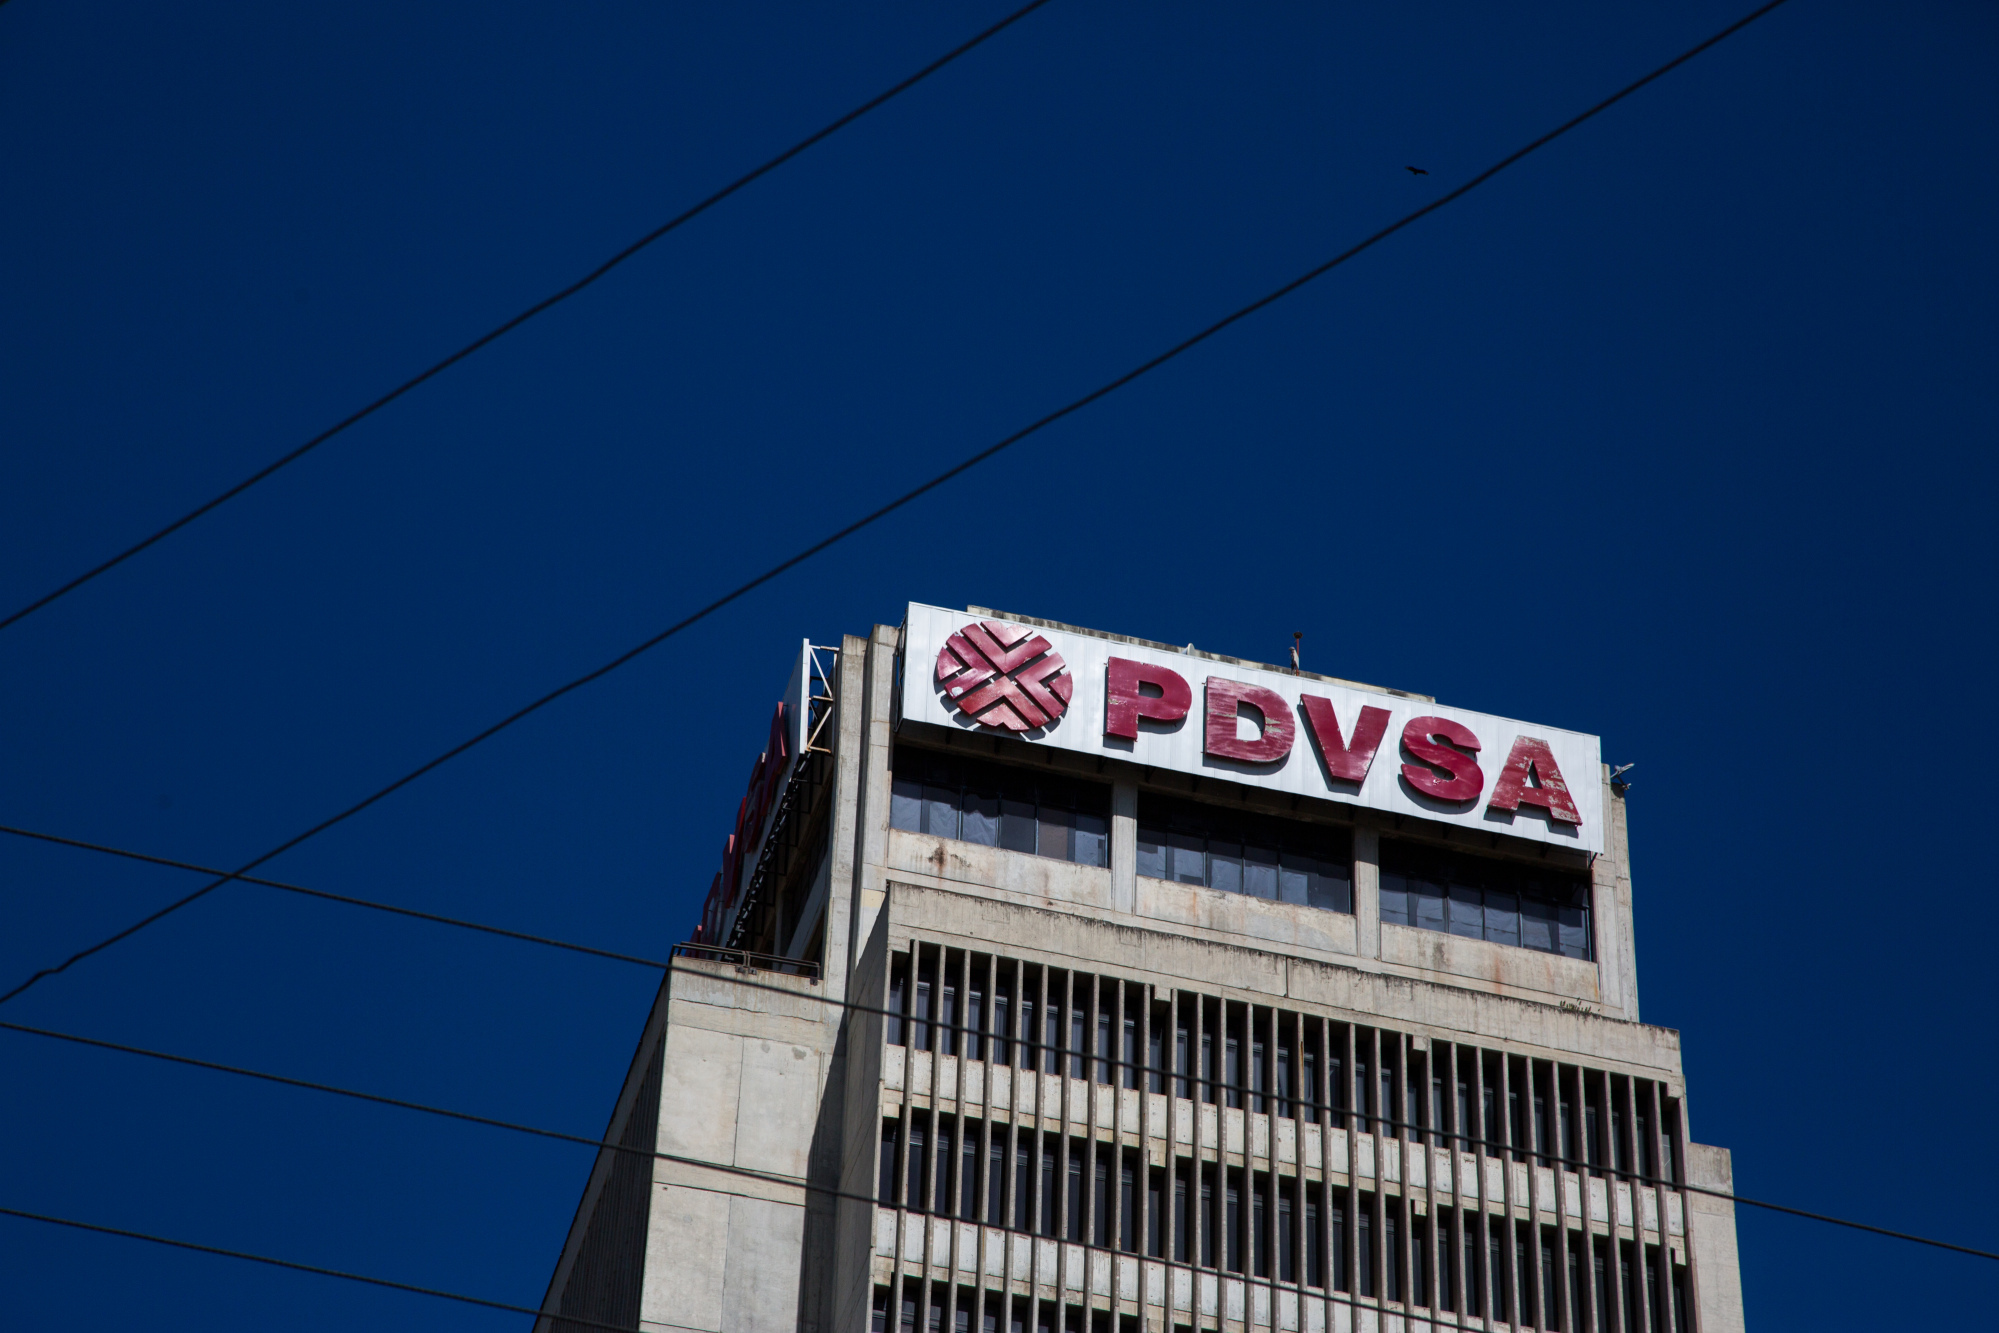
[1486,736,1581,825]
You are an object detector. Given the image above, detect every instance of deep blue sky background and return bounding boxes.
[2,1,1994,1327]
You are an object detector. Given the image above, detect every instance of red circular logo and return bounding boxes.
[936,620,1073,733]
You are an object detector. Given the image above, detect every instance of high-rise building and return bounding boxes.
[535,605,1744,1333]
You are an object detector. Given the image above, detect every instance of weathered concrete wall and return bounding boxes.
[1687,1143,1746,1333]
[638,961,842,1333]
[831,909,891,1333]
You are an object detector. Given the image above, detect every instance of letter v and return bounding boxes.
[1299,697,1392,784]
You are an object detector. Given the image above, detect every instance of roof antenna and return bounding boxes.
[1611,762,1636,795]
[1290,631,1302,670]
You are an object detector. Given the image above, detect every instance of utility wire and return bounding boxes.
[0,822,668,971]
[0,0,1055,636]
[12,818,1995,1262]
[15,1011,1983,1333]
[7,966,1994,1265]
[0,1204,645,1333]
[0,0,1794,1011]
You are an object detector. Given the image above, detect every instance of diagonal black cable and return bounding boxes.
[8,976,1996,1264]
[0,0,1056,635]
[0,0,1793,1010]
[0,822,668,971]
[0,1204,644,1333]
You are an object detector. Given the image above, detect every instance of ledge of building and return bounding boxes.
[881,877,1683,1075]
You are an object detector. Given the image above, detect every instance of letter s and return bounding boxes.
[1399,716,1484,802]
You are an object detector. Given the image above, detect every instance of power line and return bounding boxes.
[7,966,1995,1265]
[0,0,1794,1011]
[0,0,1056,636]
[10,818,1996,1263]
[0,822,668,971]
[0,1204,644,1333]
[15,1015,1983,1333]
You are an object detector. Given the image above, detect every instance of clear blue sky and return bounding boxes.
[2,1,1993,1327]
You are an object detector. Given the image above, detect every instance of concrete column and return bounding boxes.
[1110,777,1138,915]
[1353,818,1382,961]
[823,633,870,1001]
[1609,767,1642,1023]
[844,624,899,984]
[1685,1144,1745,1333]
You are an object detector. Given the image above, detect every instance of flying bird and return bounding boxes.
[1405,165,1429,175]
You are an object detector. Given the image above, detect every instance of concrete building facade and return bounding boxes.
[536,606,1744,1333]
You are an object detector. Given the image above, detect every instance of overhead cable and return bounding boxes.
[0,1203,644,1333]
[0,822,668,971]
[0,0,1057,635]
[0,0,1794,1010]
[8,965,1994,1264]
[0,1015,1812,1332]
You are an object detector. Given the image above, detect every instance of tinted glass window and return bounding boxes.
[1380,840,1592,960]
[1135,793,1352,914]
[889,747,1110,868]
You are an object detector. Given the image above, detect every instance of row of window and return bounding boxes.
[886,947,1680,1180]
[890,748,1604,959]
[1135,791,1352,913]
[1380,841,1593,961]
[891,749,1109,868]
[875,1113,1686,1329]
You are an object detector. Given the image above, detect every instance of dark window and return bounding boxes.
[1225,1173,1243,1274]
[962,1128,981,1220]
[1120,1156,1139,1253]
[1200,1169,1218,1268]
[1147,1166,1164,1257]
[1173,1174,1190,1263]
[1386,1208,1401,1302]
[888,955,907,1046]
[1305,1192,1323,1288]
[1070,1001,1087,1080]
[908,1117,929,1212]
[891,747,1109,867]
[1465,1215,1484,1317]
[1250,1174,1268,1278]
[1541,1236,1559,1331]
[1277,1182,1295,1283]
[1093,1152,1111,1247]
[880,1121,900,1203]
[1067,1147,1086,1242]
[1039,1144,1057,1236]
[1014,1141,1032,1232]
[1331,1199,1346,1293]
[1135,793,1352,913]
[1380,840,1593,961]
[1411,1213,1427,1307]
[935,1120,955,1216]
[991,986,1011,1067]
[988,1137,1006,1226]
[1357,1206,1374,1298]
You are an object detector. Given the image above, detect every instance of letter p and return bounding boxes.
[1103,657,1193,740]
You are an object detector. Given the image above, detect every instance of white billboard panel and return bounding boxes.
[901,603,1604,855]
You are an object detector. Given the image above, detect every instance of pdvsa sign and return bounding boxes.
[902,603,1603,854]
